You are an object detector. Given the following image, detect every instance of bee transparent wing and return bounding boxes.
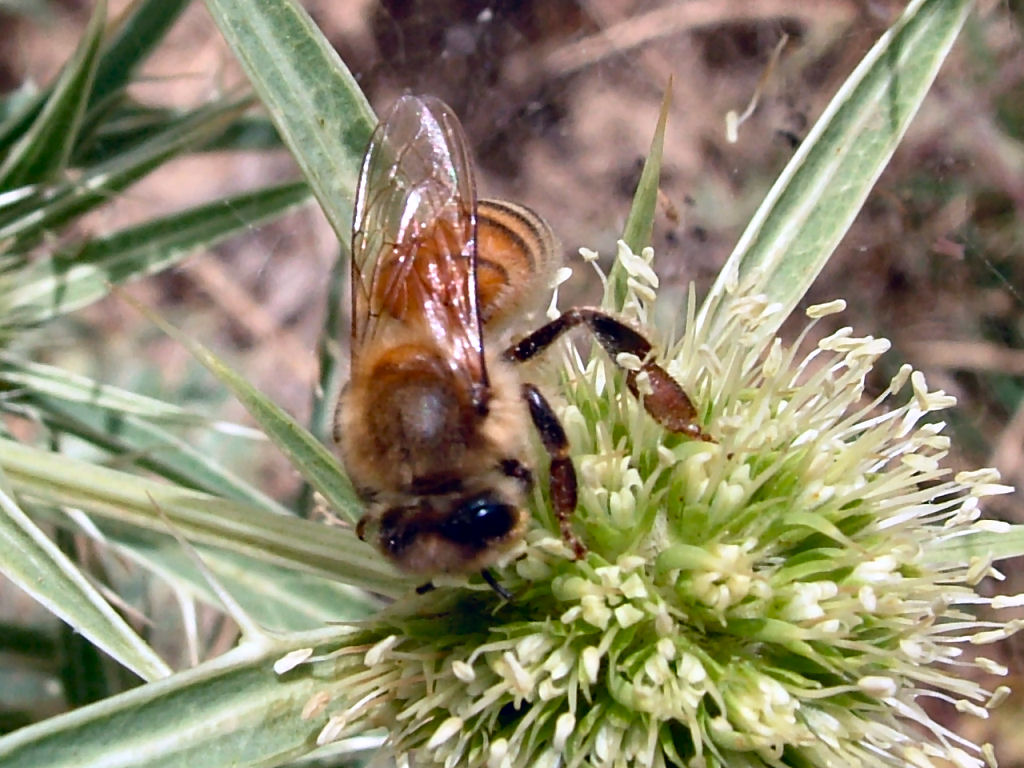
[351,95,487,397]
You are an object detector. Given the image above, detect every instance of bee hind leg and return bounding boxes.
[504,307,712,441]
[521,383,587,560]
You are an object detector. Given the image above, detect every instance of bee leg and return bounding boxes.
[416,574,510,599]
[504,307,712,441]
[521,383,587,560]
[355,514,371,541]
[481,569,513,600]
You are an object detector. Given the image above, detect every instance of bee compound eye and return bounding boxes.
[378,507,417,556]
[440,495,518,545]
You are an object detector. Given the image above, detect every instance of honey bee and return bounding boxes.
[334,95,709,594]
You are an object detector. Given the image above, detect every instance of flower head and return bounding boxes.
[295,242,1016,768]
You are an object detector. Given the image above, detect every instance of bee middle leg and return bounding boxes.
[521,383,586,560]
[504,307,712,441]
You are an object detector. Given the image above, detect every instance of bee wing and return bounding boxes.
[351,95,487,398]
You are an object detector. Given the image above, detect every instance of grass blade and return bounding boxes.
[96,523,378,628]
[0,97,250,249]
[622,83,671,253]
[75,108,283,165]
[121,293,363,527]
[32,397,290,516]
[4,179,309,325]
[0,0,191,161]
[89,0,192,112]
[0,0,106,188]
[298,246,347,516]
[0,356,262,434]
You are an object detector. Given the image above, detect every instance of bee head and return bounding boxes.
[438,493,520,545]
[376,491,528,575]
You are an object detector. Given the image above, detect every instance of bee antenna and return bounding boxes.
[481,569,513,601]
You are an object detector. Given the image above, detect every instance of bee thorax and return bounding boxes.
[394,381,459,446]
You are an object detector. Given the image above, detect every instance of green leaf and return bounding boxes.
[0,356,263,433]
[0,637,362,768]
[203,0,376,242]
[30,396,290,517]
[298,246,347,515]
[612,84,672,311]
[74,107,283,165]
[121,293,364,528]
[3,179,309,325]
[0,0,191,162]
[96,523,378,629]
[0,92,46,167]
[88,0,192,112]
[0,97,251,249]
[15,502,378,629]
[922,526,1024,565]
[695,0,973,353]
[621,83,671,253]
[0,467,171,682]
[200,113,283,152]
[308,249,347,447]
[0,437,400,596]
[0,0,106,188]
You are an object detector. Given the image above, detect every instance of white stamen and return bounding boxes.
[364,635,398,666]
[426,716,464,750]
[274,648,313,674]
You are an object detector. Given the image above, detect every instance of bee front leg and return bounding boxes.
[505,307,712,441]
[480,568,513,600]
[521,383,587,560]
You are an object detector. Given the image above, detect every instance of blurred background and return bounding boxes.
[2,0,1022,762]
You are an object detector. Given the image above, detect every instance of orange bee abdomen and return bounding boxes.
[476,200,559,327]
